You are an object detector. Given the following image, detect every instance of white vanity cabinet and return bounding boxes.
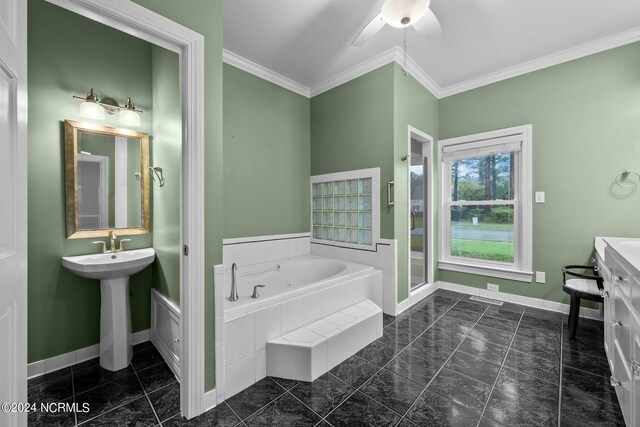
[598,238,640,427]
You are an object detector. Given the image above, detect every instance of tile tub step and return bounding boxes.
[266,299,382,382]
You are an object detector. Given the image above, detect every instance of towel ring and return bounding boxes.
[614,170,640,188]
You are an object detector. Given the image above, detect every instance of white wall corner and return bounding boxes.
[204,388,217,412]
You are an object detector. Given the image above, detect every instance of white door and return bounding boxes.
[0,0,28,425]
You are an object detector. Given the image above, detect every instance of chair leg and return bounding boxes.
[569,295,580,339]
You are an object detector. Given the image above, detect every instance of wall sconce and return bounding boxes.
[73,88,143,126]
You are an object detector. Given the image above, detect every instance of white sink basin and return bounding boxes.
[62,248,155,280]
[62,248,155,371]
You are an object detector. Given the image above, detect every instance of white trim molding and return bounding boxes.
[437,281,603,321]
[223,50,310,98]
[46,0,207,419]
[438,125,533,283]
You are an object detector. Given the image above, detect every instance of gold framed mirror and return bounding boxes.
[64,120,150,239]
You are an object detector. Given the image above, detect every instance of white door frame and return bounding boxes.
[46,0,206,418]
[0,0,27,424]
[407,126,434,292]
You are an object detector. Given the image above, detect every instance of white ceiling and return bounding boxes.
[223,0,640,97]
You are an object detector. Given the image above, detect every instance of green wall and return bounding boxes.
[151,46,182,304]
[310,64,396,238]
[27,0,154,363]
[392,64,439,301]
[438,41,640,304]
[223,64,310,238]
[131,0,223,391]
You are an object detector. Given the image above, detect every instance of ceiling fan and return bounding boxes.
[352,0,442,46]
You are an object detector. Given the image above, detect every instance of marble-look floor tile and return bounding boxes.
[441,307,482,324]
[131,346,166,371]
[486,302,524,316]
[325,391,401,427]
[244,393,320,427]
[356,340,401,367]
[75,373,144,423]
[405,389,481,427]
[162,402,241,427]
[379,327,413,349]
[28,367,72,389]
[28,372,74,404]
[329,355,379,388]
[406,337,455,361]
[478,416,505,427]
[504,348,560,384]
[147,382,180,423]
[359,369,423,415]
[562,326,607,360]
[73,363,136,395]
[522,307,563,323]
[453,299,489,313]
[560,387,625,426]
[385,350,447,387]
[484,388,558,427]
[382,313,396,328]
[467,324,513,348]
[269,377,299,391]
[562,366,618,405]
[407,307,443,326]
[511,334,560,362]
[136,363,177,394]
[476,314,518,334]
[433,316,475,337]
[559,415,590,426]
[225,377,286,420]
[415,325,466,348]
[27,396,76,427]
[289,373,353,417]
[495,367,559,411]
[427,368,492,414]
[562,348,610,379]
[457,336,508,365]
[389,316,430,338]
[430,290,463,301]
[81,395,158,426]
[445,350,501,386]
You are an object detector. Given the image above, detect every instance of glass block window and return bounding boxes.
[312,177,373,246]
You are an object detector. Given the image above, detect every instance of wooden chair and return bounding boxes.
[561,265,604,339]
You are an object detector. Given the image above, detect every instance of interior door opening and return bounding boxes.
[408,129,432,291]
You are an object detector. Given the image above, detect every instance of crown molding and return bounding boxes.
[224,25,640,101]
[222,49,311,98]
[440,26,640,97]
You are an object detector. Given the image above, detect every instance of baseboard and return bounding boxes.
[396,283,438,316]
[204,388,217,411]
[27,329,151,379]
[437,281,603,321]
[151,289,181,380]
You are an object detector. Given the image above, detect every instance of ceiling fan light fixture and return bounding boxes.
[381,0,429,28]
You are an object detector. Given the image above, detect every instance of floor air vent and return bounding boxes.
[469,295,504,306]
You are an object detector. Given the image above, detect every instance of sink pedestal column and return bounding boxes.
[99,277,132,371]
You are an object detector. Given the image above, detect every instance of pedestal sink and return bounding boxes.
[62,248,155,371]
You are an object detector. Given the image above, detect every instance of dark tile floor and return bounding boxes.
[28,289,623,426]
[28,341,179,426]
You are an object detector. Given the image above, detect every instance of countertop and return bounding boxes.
[603,237,640,274]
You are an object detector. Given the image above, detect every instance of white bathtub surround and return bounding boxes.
[151,289,181,379]
[223,233,310,266]
[217,248,382,399]
[311,239,398,315]
[437,281,603,320]
[27,329,150,380]
[267,299,382,381]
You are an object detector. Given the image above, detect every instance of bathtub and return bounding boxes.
[222,254,382,398]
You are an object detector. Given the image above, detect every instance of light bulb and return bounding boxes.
[79,100,105,120]
[119,108,140,127]
[381,0,429,28]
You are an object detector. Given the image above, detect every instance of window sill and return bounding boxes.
[438,260,533,283]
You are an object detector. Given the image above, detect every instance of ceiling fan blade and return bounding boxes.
[412,8,442,39]
[352,13,386,46]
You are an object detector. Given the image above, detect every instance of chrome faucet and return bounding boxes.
[229,263,239,301]
[251,285,265,299]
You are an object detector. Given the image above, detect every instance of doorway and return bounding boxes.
[407,127,433,291]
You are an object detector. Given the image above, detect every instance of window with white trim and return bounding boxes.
[439,125,532,282]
